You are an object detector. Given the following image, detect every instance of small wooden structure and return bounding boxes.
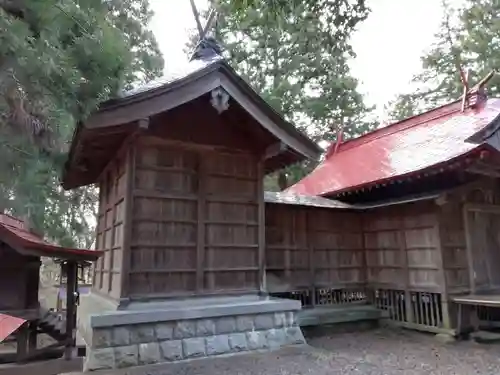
[0,213,101,363]
[62,38,320,371]
[62,41,320,304]
[283,93,500,335]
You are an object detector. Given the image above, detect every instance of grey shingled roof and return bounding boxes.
[264,190,443,210]
[122,54,223,99]
[264,191,353,209]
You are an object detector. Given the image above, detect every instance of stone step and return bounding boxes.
[471,330,500,344]
[298,304,384,327]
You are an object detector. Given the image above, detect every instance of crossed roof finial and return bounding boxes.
[189,0,223,61]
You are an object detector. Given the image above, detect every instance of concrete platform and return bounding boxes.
[79,294,306,372]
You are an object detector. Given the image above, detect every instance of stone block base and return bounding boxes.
[82,296,305,371]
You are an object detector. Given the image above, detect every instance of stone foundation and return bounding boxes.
[81,295,305,371]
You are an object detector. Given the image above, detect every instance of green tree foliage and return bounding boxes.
[384,93,421,123]
[386,0,500,122]
[0,0,163,246]
[195,0,375,189]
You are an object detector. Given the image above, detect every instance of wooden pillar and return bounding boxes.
[360,214,369,302]
[121,147,135,299]
[64,261,77,360]
[257,160,266,293]
[398,208,412,323]
[16,323,29,363]
[463,205,476,293]
[434,213,451,330]
[28,321,37,352]
[197,155,207,292]
[305,209,316,306]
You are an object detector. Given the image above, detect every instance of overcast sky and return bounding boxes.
[149,0,465,119]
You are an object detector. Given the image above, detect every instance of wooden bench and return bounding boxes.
[452,292,500,334]
[298,304,386,327]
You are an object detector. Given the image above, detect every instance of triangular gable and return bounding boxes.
[84,58,320,161]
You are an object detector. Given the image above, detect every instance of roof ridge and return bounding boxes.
[326,99,462,157]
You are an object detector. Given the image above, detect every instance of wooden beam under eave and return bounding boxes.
[264,142,287,160]
[466,165,500,179]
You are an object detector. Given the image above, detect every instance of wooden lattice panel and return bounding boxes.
[363,203,441,293]
[364,210,402,287]
[265,204,364,291]
[123,140,261,297]
[439,197,469,293]
[93,154,126,299]
[265,205,309,288]
[203,152,259,292]
[129,144,199,295]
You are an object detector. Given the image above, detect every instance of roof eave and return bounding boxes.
[466,112,500,144]
[327,146,489,198]
[62,61,321,190]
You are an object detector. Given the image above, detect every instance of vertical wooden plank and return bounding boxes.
[196,153,207,292]
[120,147,135,299]
[257,159,265,293]
[482,211,494,288]
[360,213,368,300]
[97,177,107,291]
[108,162,117,293]
[463,206,476,293]
[92,187,102,289]
[284,208,291,283]
[16,323,28,362]
[64,261,77,360]
[306,209,316,306]
[28,322,37,352]
[434,208,451,329]
[398,208,412,323]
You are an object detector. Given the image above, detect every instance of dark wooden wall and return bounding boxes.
[363,202,443,293]
[93,153,126,300]
[93,135,264,300]
[128,137,262,297]
[0,245,40,311]
[439,178,500,295]
[266,200,451,331]
[265,203,365,305]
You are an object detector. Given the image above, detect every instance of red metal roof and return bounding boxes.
[0,214,102,260]
[0,313,26,343]
[286,98,500,197]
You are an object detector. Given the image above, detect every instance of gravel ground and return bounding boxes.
[78,328,500,375]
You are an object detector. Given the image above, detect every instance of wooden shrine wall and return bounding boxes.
[439,178,500,294]
[362,201,448,330]
[127,139,261,298]
[363,202,443,293]
[438,196,469,295]
[93,154,127,300]
[265,203,365,302]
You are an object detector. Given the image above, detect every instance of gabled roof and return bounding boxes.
[99,55,319,159]
[0,214,102,261]
[286,98,500,197]
[0,313,26,343]
[62,49,321,189]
